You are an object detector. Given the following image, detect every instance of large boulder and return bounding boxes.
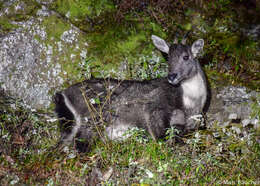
[0,1,88,109]
[208,86,259,134]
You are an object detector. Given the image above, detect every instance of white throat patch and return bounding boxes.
[181,73,207,109]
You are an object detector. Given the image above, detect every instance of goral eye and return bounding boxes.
[183,55,189,61]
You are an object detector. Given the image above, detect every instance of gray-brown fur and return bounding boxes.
[54,35,208,152]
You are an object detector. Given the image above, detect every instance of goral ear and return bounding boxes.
[191,39,204,58]
[151,35,169,54]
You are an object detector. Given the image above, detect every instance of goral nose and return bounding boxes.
[168,73,177,82]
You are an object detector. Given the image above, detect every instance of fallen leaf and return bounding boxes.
[102,167,113,181]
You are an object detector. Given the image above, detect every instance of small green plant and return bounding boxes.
[165,126,180,140]
[124,127,149,144]
[251,94,260,120]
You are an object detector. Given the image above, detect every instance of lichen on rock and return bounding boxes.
[0,0,88,109]
[208,86,259,131]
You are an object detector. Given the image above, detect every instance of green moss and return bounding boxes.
[85,16,166,79]
[49,0,168,79]
[51,0,115,20]
[0,17,19,32]
[37,14,91,86]
[62,57,82,80]
[42,15,71,41]
[33,34,41,43]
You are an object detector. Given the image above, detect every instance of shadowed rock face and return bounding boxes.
[208,86,259,129]
[54,35,208,152]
